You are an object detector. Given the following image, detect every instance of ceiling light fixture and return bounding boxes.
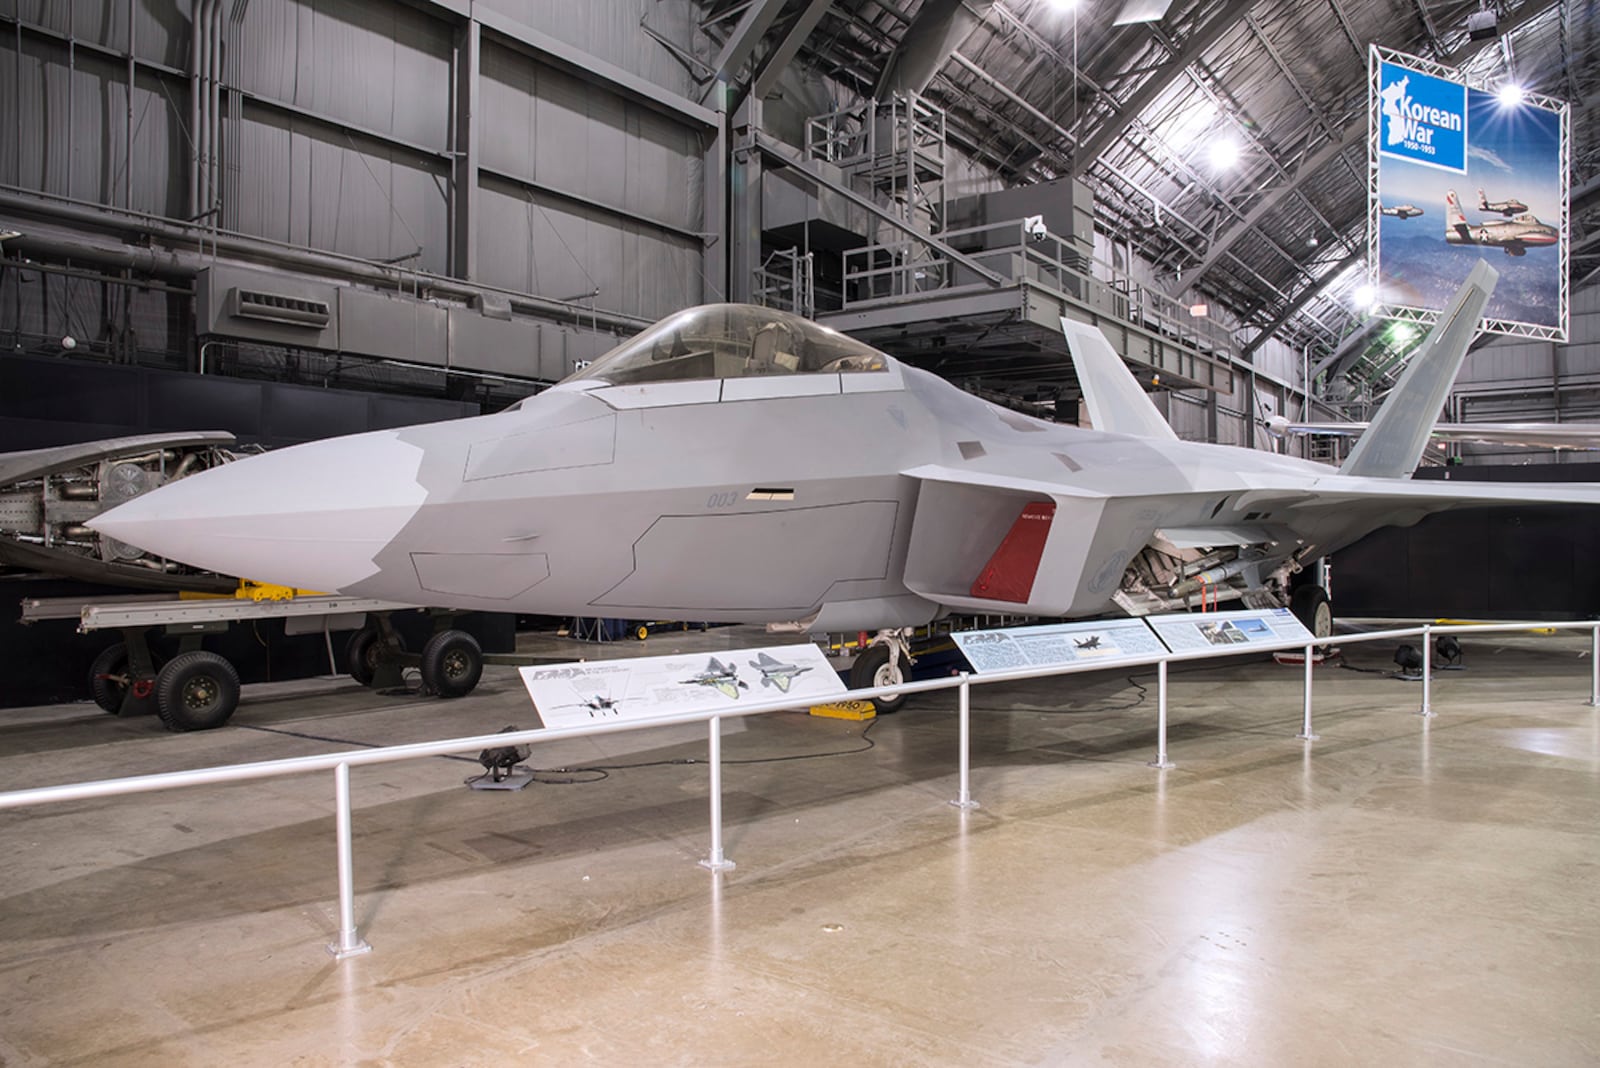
[1207,137,1239,170]
[1496,82,1525,107]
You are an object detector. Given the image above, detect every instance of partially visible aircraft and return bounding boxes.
[0,432,241,591]
[1380,203,1425,219]
[1446,190,1558,256]
[1270,418,1600,452]
[1477,188,1529,217]
[681,658,748,700]
[92,261,1600,707]
[748,652,812,692]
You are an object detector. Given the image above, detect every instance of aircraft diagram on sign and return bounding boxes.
[748,652,813,693]
[1074,636,1102,651]
[680,657,749,700]
[92,262,1600,684]
[1445,190,1557,256]
[1380,203,1425,219]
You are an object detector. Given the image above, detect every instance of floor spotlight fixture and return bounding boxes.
[475,725,532,784]
[1435,635,1464,670]
[1393,643,1424,681]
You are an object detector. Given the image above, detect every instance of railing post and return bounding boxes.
[1590,624,1599,708]
[327,761,371,959]
[950,673,979,810]
[1417,625,1436,718]
[699,716,735,872]
[1297,643,1319,741]
[1148,660,1175,769]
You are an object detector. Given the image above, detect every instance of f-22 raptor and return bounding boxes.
[748,652,814,693]
[680,658,749,700]
[92,262,1600,700]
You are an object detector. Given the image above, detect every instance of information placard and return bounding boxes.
[952,619,1168,674]
[1144,607,1313,654]
[519,643,845,728]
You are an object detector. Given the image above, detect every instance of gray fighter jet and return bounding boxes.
[90,261,1600,697]
[1445,190,1557,256]
[1379,203,1424,220]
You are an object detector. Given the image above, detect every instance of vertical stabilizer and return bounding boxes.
[1339,261,1498,478]
[1059,317,1179,440]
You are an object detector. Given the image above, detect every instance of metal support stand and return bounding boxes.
[327,762,372,959]
[950,674,979,810]
[1416,625,1436,718]
[699,717,736,872]
[1297,643,1319,740]
[1590,624,1599,708]
[1148,660,1175,769]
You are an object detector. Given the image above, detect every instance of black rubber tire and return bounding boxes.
[346,624,404,687]
[1290,585,1333,640]
[850,643,912,714]
[420,629,483,698]
[155,651,241,732]
[89,642,131,713]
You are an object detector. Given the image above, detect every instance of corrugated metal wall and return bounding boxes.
[0,0,707,328]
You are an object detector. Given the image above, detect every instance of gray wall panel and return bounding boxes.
[475,0,698,98]
[235,0,452,150]
[481,40,703,234]
[234,107,450,273]
[476,178,701,321]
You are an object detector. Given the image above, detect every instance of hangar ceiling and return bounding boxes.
[705,0,1599,362]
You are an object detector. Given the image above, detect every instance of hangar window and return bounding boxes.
[568,304,887,386]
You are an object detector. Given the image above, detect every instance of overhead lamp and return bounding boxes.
[1207,137,1239,170]
[1189,303,1209,317]
[1496,83,1525,107]
[1352,283,1379,311]
[1387,322,1417,345]
[0,227,20,243]
[1113,0,1174,23]
[1466,8,1499,40]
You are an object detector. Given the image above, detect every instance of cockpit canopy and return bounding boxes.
[568,304,888,386]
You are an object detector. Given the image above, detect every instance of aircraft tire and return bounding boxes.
[155,651,241,731]
[1290,585,1333,640]
[346,624,404,687]
[88,642,130,713]
[851,644,911,714]
[421,629,483,699]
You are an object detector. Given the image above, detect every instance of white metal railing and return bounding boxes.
[1,618,1595,959]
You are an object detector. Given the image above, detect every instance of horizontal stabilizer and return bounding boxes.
[1340,261,1496,479]
[1059,318,1178,441]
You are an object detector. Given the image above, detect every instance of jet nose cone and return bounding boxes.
[89,431,428,592]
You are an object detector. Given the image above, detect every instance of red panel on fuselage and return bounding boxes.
[969,500,1055,603]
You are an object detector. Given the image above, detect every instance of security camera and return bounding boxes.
[1023,214,1048,241]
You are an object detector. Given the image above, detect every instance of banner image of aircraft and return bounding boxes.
[1380,203,1425,219]
[747,652,812,693]
[91,262,1600,670]
[1477,188,1529,217]
[1445,190,1557,256]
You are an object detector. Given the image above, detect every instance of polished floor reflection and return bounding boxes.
[1,628,1597,1065]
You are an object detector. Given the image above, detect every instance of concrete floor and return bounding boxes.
[1,625,1597,1066]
